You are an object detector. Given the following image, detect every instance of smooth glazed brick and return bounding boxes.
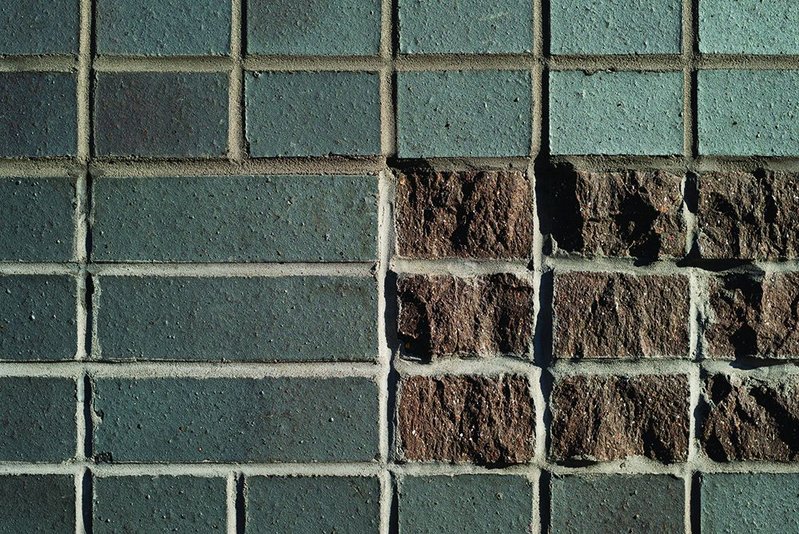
[92,175,377,262]
[0,475,75,533]
[397,70,532,157]
[0,1,79,54]
[698,70,799,156]
[245,71,381,157]
[92,377,379,462]
[699,0,799,54]
[398,0,532,54]
[247,0,380,56]
[94,72,228,157]
[701,473,799,532]
[96,276,376,362]
[549,70,683,155]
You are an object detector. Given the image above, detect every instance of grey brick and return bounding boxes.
[0,475,75,533]
[701,473,799,532]
[0,0,79,54]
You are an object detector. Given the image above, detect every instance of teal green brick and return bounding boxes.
[549,70,683,155]
[0,377,75,462]
[247,476,380,533]
[698,70,799,156]
[96,0,230,56]
[0,1,79,54]
[398,0,532,54]
[699,0,799,54]
[0,275,76,361]
[0,72,77,157]
[247,0,380,56]
[0,178,75,262]
[550,0,681,54]
[398,475,533,533]
[397,70,532,157]
[94,476,227,533]
[0,475,75,533]
[702,473,799,533]
[245,71,381,157]
[96,276,376,361]
[92,175,377,262]
[92,377,379,462]
[551,475,685,533]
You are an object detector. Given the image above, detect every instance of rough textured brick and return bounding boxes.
[551,475,685,533]
[398,375,534,465]
[0,178,75,262]
[542,168,684,258]
[94,476,226,532]
[0,377,75,462]
[398,274,534,360]
[701,473,799,533]
[96,0,230,55]
[0,475,75,533]
[699,0,799,54]
[554,272,690,359]
[395,170,533,259]
[698,171,799,260]
[246,71,381,157]
[551,0,681,54]
[0,72,77,157]
[92,175,377,262]
[94,72,228,157]
[551,374,690,463]
[398,475,533,533]
[702,374,799,461]
[549,71,683,155]
[397,70,532,157]
[92,377,378,463]
[0,1,79,54]
[247,0,380,56]
[96,276,376,362]
[698,70,799,156]
[0,275,76,361]
[246,476,380,533]
[398,0,532,54]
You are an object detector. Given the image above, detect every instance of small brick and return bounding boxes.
[699,0,799,55]
[549,71,683,155]
[92,377,378,463]
[94,476,227,533]
[554,272,690,359]
[0,475,75,532]
[398,375,534,465]
[398,274,534,360]
[0,72,77,157]
[94,72,228,157]
[397,70,532,158]
[395,170,533,259]
[245,71,381,157]
[701,473,799,532]
[0,1,79,54]
[246,476,380,533]
[550,374,689,463]
[551,475,685,533]
[92,175,377,262]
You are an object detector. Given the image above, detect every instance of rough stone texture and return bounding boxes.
[550,374,690,463]
[395,170,534,259]
[0,475,75,532]
[699,0,799,55]
[698,171,799,260]
[397,274,535,360]
[0,0,79,54]
[702,374,799,461]
[701,473,799,532]
[554,272,690,359]
[398,375,534,465]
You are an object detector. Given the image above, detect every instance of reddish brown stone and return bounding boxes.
[397,374,535,465]
[398,273,535,361]
[554,272,690,359]
[550,374,690,463]
[395,170,534,259]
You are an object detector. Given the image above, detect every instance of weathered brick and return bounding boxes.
[92,377,378,462]
[699,0,799,55]
[701,473,799,532]
[0,1,79,54]
[395,170,533,259]
[398,274,534,360]
[554,272,690,359]
[550,374,690,463]
[0,475,75,532]
[398,375,534,465]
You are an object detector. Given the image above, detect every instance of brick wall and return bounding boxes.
[0,0,797,532]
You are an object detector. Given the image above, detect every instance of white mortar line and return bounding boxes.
[0,56,77,72]
[93,55,233,72]
[395,357,539,377]
[244,55,385,72]
[89,157,386,176]
[226,472,238,534]
[88,262,375,277]
[391,258,532,277]
[75,468,88,534]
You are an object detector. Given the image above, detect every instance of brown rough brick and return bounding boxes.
[698,171,799,259]
[554,272,690,359]
[397,374,534,465]
[395,170,534,259]
[397,273,535,361]
[702,374,799,461]
[551,374,690,463]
